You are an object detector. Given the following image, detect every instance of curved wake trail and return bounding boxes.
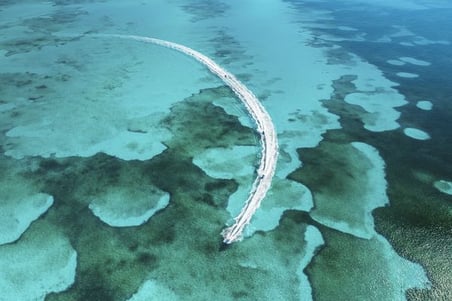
[85,33,279,244]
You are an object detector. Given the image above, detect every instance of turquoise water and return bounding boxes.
[0,0,451,300]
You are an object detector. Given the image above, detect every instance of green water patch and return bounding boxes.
[0,220,77,301]
[38,86,251,300]
[161,86,255,157]
[302,74,451,300]
[3,86,321,300]
[306,226,428,301]
[289,140,388,240]
[0,154,54,245]
[0,2,86,57]
[288,138,432,300]
[180,0,230,22]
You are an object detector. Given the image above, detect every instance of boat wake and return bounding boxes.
[77,33,279,244]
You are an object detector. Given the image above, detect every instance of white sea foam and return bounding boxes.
[193,146,312,236]
[212,97,254,128]
[193,146,257,220]
[248,177,313,234]
[72,33,280,244]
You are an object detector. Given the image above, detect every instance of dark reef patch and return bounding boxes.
[10,85,273,300]
[288,72,451,300]
[180,0,230,22]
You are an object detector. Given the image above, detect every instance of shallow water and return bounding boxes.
[0,1,451,300]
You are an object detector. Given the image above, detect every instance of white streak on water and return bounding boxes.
[82,33,279,244]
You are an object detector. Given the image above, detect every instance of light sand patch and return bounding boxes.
[192,145,257,181]
[433,180,452,195]
[0,35,219,161]
[230,221,325,300]
[416,100,433,111]
[213,97,254,128]
[390,25,415,38]
[5,115,171,161]
[403,127,431,140]
[344,91,406,132]
[89,185,169,227]
[342,0,427,9]
[399,56,431,66]
[317,33,366,42]
[0,103,16,112]
[387,59,405,66]
[413,36,450,46]
[396,72,419,78]
[0,222,77,301]
[337,25,358,31]
[0,2,56,24]
[294,142,389,239]
[127,279,180,301]
[248,176,313,234]
[375,35,392,43]
[300,51,408,133]
[0,174,53,245]
[296,226,324,300]
[308,229,430,300]
[293,139,431,298]
[193,145,312,236]
[193,145,257,220]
